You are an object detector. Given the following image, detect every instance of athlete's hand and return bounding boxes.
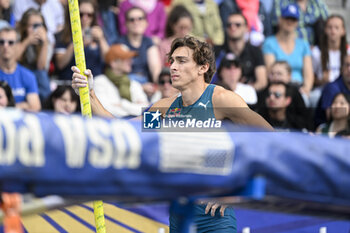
[205,202,227,217]
[71,66,94,96]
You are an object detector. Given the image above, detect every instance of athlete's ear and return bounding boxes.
[199,63,209,75]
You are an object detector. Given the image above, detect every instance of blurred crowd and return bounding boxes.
[0,0,350,138]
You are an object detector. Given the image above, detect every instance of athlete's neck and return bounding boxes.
[181,82,208,107]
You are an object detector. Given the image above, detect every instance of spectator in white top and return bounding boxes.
[13,0,64,43]
[215,55,257,105]
[93,44,149,118]
[312,14,350,86]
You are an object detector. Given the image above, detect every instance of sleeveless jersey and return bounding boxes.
[165,84,216,121]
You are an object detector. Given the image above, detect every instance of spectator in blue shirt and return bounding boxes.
[271,0,328,46]
[263,3,313,104]
[0,26,40,111]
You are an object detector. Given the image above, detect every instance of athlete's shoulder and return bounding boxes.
[212,85,247,108]
[148,95,178,116]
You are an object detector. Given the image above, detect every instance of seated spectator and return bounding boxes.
[310,14,349,108]
[271,0,328,46]
[219,0,272,46]
[94,44,149,118]
[0,27,40,111]
[118,0,167,45]
[0,0,15,27]
[43,85,79,114]
[172,0,224,46]
[54,0,109,80]
[17,8,51,102]
[216,55,257,105]
[0,80,15,107]
[215,13,267,91]
[312,15,349,86]
[255,61,313,129]
[263,4,313,103]
[158,5,193,66]
[151,67,179,103]
[259,81,307,130]
[316,92,350,137]
[315,54,350,127]
[117,6,161,99]
[13,0,64,44]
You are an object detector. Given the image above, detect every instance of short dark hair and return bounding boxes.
[0,81,15,107]
[168,36,216,83]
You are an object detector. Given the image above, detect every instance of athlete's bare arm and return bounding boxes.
[71,66,114,118]
[213,86,273,130]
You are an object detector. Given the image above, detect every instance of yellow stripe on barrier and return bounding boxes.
[22,215,59,233]
[67,0,105,232]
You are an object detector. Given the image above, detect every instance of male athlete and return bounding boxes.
[72,36,272,232]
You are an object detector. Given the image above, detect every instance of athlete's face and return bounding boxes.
[169,46,201,89]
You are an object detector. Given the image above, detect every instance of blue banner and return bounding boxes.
[1,109,350,205]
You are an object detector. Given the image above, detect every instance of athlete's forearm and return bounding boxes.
[90,90,114,118]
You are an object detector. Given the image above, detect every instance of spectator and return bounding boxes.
[43,85,80,114]
[255,61,312,130]
[54,0,109,80]
[312,15,349,86]
[172,0,224,46]
[215,13,267,91]
[151,67,179,103]
[98,0,120,45]
[271,0,328,46]
[315,54,350,127]
[118,0,167,45]
[0,0,15,27]
[216,55,257,105]
[17,8,51,101]
[0,27,41,111]
[310,15,349,108]
[93,44,149,118]
[316,92,350,137]
[158,5,193,66]
[263,4,313,103]
[259,81,305,130]
[219,0,272,46]
[117,6,161,99]
[0,80,15,107]
[13,0,64,44]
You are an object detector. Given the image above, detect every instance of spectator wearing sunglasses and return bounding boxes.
[54,0,109,80]
[0,80,15,107]
[259,81,306,130]
[116,6,161,100]
[255,61,313,130]
[0,27,41,111]
[16,8,51,102]
[13,0,64,44]
[215,13,267,91]
[118,0,167,45]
